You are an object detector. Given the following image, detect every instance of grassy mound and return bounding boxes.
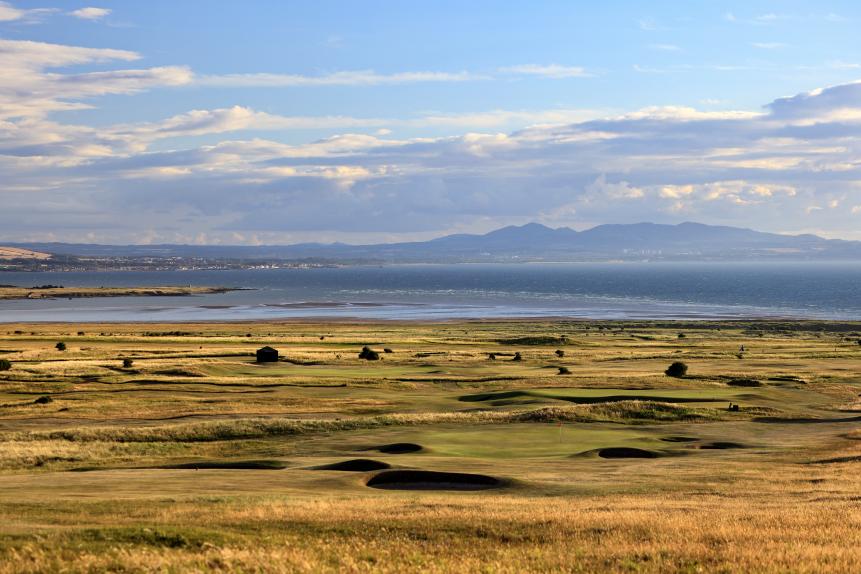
[314,459,391,472]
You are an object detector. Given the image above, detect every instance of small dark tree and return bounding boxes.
[678,333,686,339]
[383,348,393,354]
[359,346,380,361]
[665,361,688,377]
[122,358,134,369]
[488,353,496,360]
[34,396,53,405]
[512,352,522,362]
[558,366,571,375]
[0,359,11,371]
[555,349,565,358]
[55,342,66,351]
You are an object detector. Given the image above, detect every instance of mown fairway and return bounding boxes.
[1,319,860,572]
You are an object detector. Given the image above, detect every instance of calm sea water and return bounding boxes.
[0,263,859,322]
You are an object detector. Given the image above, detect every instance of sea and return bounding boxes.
[0,262,860,322]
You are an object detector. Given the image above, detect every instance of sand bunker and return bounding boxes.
[314,459,391,472]
[367,470,504,490]
[596,447,660,459]
[374,443,424,454]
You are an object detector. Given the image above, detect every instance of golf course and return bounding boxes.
[0,319,860,572]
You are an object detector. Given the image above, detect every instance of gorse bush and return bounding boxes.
[122,358,134,368]
[665,362,688,377]
[0,359,10,371]
[55,342,66,351]
[358,346,380,361]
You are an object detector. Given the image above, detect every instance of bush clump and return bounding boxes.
[0,358,10,371]
[122,358,134,368]
[512,352,522,362]
[359,346,380,361]
[665,361,688,378]
[558,366,571,375]
[555,349,565,358]
[55,342,66,351]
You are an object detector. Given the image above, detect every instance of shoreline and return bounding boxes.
[0,286,242,301]
[1,316,860,328]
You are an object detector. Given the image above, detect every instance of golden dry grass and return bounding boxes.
[0,319,859,572]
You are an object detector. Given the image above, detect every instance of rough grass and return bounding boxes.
[2,401,723,445]
[0,319,860,571]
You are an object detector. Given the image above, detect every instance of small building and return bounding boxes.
[256,346,279,363]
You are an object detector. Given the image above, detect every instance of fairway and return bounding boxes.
[1,319,860,572]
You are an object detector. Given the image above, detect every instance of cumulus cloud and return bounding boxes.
[69,7,110,20]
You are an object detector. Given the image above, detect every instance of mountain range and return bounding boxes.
[7,222,861,263]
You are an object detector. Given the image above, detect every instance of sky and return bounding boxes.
[2,1,861,245]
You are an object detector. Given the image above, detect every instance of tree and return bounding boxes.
[665,362,688,377]
[558,366,571,375]
[512,352,522,362]
[122,358,134,368]
[55,342,66,351]
[555,349,565,358]
[0,359,10,371]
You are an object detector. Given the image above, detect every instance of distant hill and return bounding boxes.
[8,222,861,263]
[0,246,51,260]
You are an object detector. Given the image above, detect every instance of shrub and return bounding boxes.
[678,333,686,339]
[512,352,522,362]
[358,346,380,361]
[0,359,10,371]
[555,349,565,358]
[34,396,53,405]
[55,342,66,351]
[77,331,85,336]
[122,358,134,369]
[558,366,571,375]
[488,353,496,360]
[383,348,393,354]
[665,361,688,377]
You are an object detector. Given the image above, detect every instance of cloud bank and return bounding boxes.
[0,34,860,244]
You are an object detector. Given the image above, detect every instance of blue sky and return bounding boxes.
[2,1,861,244]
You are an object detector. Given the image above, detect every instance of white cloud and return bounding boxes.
[499,64,590,79]
[198,70,480,87]
[0,39,190,120]
[0,1,23,20]
[69,7,111,20]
